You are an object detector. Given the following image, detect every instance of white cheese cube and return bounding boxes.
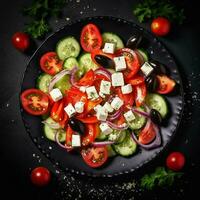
[100,80,111,95]
[140,62,154,77]
[96,107,108,121]
[111,72,125,87]
[94,105,103,112]
[49,88,63,102]
[111,97,124,110]
[102,43,115,54]
[121,84,133,94]
[114,56,127,71]
[99,123,113,135]
[103,102,114,113]
[124,110,135,122]
[99,92,106,98]
[79,86,87,93]
[74,101,84,113]
[64,103,76,117]
[86,86,99,100]
[72,134,81,147]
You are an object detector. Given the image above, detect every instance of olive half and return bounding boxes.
[94,55,115,68]
[145,74,158,92]
[150,109,162,125]
[149,60,168,75]
[126,34,143,50]
[68,117,85,135]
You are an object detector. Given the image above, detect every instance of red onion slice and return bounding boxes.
[94,67,111,80]
[92,141,115,147]
[107,109,122,121]
[132,108,150,118]
[131,123,161,150]
[69,66,79,88]
[55,131,72,150]
[48,69,71,92]
[42,120,61,129]
[106,121,128,130]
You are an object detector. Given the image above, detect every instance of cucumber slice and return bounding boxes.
[108,130,127,144]
[56,37,80,60]
[36,73,52,93]
[107,145,117,157]
[63,57,84,77]
[54,74,71,94]
[96,132,108,141]
[113,132,137,157]
[79,53,98,72]
[102,32,124,50]
[128,107,146,130]
[145,93,168,118]
[44,117,66,142]
[138,49,149,62]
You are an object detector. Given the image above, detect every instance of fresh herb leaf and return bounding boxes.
[22,0,66,38]
[140,167,183,190]
[133,0,185,24]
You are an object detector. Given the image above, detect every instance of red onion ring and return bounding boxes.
[132,108,150,118]
[94,67,111,80]
[106,121,128,130]
[107,109,122,121]
[69,66,80,88]
[48,69,71,92]
[55,131,72,150]
[131,122,161,150]
[92,141,115,147]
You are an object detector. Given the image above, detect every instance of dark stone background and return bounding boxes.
[0,0,200,199]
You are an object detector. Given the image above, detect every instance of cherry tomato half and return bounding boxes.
[50,99,65,122]
[40,52,63,75]
[151,17,171,36]
[156,75,176,94]
[21,89,49,115]
[134,83,147,107]
[80,24,102,52]
[30,167,51,187]
[166,152,185,171]
[12,32,30,51]
[81,146,108,168]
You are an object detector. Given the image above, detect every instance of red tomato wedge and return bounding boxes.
[77,69,94,86]
[80,24,102,52]
[138,122,156,144]
[40,52,63,75]
[82,123,100,146]
[156,75,176,94]
[81,146,108,168]
[65,125,73,147]
[126,74,145,86]
[59,112,69,128]
[116,48,141,78]
[21,89,49,115]
[77,116,98,123]
[50,99,64,122]
[135,83,147,107]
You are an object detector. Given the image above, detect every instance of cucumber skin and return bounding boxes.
[79,53,98,72]
[56,37,80,60]
[36,73,52,93]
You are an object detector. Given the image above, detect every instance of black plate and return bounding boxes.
[20,16,184,177]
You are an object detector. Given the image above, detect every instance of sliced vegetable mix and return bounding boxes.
[21,23,176,168]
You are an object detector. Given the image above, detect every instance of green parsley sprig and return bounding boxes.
[140,167,183,190]
[133,0,185,24]
[22,0,66,38]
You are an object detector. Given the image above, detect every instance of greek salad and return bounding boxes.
[21,23,176,168]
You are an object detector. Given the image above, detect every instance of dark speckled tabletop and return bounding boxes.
[1,0,200,199]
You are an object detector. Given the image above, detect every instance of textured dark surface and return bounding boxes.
[1,0,200,199]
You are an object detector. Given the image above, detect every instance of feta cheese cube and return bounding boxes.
[72,134,81,147]
[49,88,63,102]
[114,56,127,71]
[103,102,114,113]
[111,97,124,110]
[102,43,115,54]
[111,72,125,87]
[64,103,76,117]
[74,101,84,113]
[86,86,99,100]
[94,105,103,112]
[99,92,106,98]
[96,107,108,121]
[124,110,135,122]
[140,62,154,77]
[121,84,133,94]
[99,123,113,135]
[79,86,87,93]
[100,80,111,95]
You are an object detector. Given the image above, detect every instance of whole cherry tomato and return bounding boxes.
[30,167,51,187]
[12,32,30,51]
[166,152,185,171]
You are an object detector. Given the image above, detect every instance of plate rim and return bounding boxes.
[19,15,184,177]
